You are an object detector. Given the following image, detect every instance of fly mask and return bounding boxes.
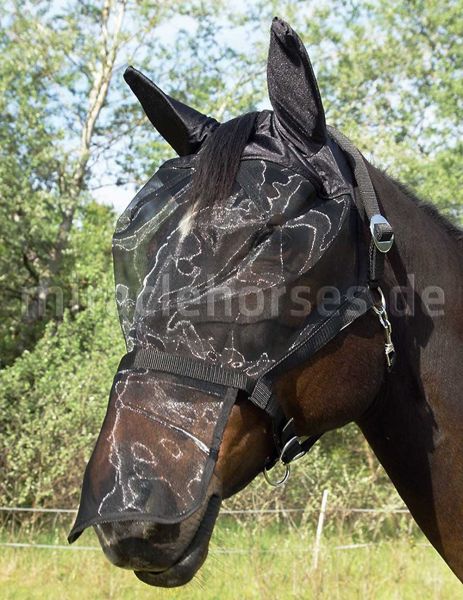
[69,18,394,543]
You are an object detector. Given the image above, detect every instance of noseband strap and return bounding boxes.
[118,349,253,393]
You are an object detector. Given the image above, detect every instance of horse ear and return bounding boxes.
[124,66,220,156]
[267,18,326,150]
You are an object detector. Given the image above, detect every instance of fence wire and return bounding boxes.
[0,498,418,555]
[0,506,411,515]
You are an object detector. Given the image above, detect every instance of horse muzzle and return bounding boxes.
[68,370,234,544]
[94,492,222,587]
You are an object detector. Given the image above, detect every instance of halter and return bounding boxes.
[116,128,395,484]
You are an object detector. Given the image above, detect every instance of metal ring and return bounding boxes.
[263,462,291,487]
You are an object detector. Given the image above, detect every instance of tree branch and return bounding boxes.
[26,0,128,324]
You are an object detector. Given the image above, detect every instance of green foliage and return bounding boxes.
[224,424,404,530]
[0,0,262,364]
[0,0,272,508]
[0,203,124,506]
[0,0,462,512]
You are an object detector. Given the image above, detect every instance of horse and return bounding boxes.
[69,18,463,587]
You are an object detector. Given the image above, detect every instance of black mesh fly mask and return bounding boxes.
[69,18,394,542]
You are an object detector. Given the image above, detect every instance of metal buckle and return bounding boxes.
[280,419,309,464]
[281,440,306,464]
[370,214,394,253]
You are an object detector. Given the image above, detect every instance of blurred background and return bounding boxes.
[1,0,462,597]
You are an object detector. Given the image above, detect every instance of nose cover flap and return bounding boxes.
[68,370,236,543]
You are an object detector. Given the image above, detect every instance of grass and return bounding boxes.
[0,521,461,599]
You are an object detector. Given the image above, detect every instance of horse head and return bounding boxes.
[69,18,392,587]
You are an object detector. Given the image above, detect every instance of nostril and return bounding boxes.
[98,537,175,571]
[93,521,183,571]
[142,567,168,574]
[96,520,180,544]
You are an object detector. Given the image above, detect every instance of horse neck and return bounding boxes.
[358,165,463,580]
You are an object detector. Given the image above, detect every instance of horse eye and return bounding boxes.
[252,214,286,248]
[267,214,285,227]
[252,224,274,247]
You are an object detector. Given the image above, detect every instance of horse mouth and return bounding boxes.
[134,495,221,588]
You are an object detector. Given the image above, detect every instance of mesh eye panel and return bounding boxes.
[113,159,358,375]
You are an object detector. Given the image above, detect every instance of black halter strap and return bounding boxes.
[327,127,394,288]
[117,130,394,469]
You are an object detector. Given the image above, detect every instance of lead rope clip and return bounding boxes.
[372,287,396,370]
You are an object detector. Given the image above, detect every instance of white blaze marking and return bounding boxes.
[178,202,199,242]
